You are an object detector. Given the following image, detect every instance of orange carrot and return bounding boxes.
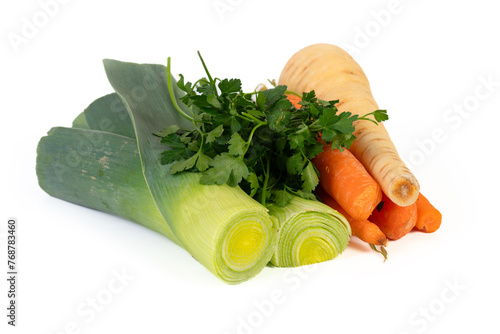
[287,94,382,220]
[312,144,382,220]
[414,193,442,233]
[370,193,417,240]
[316,187,387,246]
[286,94,302,108]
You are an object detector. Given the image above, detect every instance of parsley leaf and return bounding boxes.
[206,124,224,143]
[160,133,187,149]
[301,162,319,193]
[227,133,247,156]
[287,124,311,149]
[286,153,304,176]
[218,78,241,94]
[245,172,260,197]
[195,152,211,171]
[154,124,180,137]
[373,110,389,122]
[272,189,293,207]
[266,99,292,132]
[161,148,192,165]
[261,85,287,107]
[200,153,249,187]
[169,153,198,174]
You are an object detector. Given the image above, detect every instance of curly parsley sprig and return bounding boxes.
[155,52,388,207]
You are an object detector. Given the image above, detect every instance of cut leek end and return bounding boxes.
[224,221,266,269]
[271,211,350,268]
[216,212,278,284]
[297,235,336,266]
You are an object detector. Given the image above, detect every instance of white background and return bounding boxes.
[2,0,499,333]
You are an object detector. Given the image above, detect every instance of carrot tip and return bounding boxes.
[370,244,388,262]
[379,237,388,247]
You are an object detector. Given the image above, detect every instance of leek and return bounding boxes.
[267,196,351,267]
[36,69,278,283]
[37,127,181,243]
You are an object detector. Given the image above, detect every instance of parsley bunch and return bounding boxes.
[156,52,388,207]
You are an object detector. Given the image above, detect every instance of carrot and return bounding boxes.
[414,193,442,233]
[286,94,302,108]
[370,193,417,240]
[279,43,420,207]
[316,187,387,246]
[312,144,382,220]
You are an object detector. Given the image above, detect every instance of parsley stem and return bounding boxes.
[284,90,301,97]
[299,148,309,164]
[166,57,196,123]
[191,78,205,88]
[267,79,277,88]
[197,51,218,97]
[234,113,256,123]
[198,135,205,155]
[245,121,267,154]
[241,112,262,124]
[261,158,270,207]
[356,114,378,125]
[357,110,387,125]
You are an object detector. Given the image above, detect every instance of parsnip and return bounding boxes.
[279,43,419,206]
